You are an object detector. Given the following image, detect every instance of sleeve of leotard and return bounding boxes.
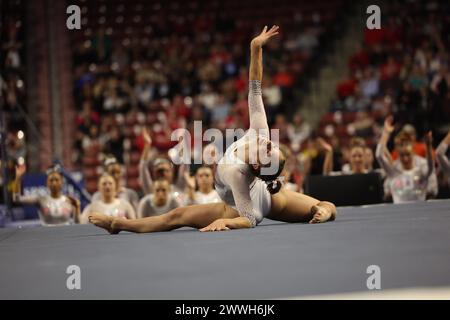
[437,142,450,173]
[224,167,260,227]
[375,142,399,178]
[139,158,153,195]
[248,80,269,137]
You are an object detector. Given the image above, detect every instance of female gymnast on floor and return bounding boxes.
[89,26,337,234]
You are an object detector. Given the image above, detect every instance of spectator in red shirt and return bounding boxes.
[273,65,294,87]
[336,73,357,99]
[380,56,400,81]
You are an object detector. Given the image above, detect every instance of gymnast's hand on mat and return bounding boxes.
[199,219,230,232]
[251,25,279,48]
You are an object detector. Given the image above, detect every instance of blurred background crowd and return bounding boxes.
[1,0,449,226]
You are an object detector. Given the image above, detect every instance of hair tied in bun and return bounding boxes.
[266,179,282,194]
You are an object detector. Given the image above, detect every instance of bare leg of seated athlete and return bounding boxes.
[89,190,335,234]
[89,203,240,234]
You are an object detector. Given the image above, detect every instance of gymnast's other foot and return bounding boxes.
[309,204,335,224]
[88,212,119,234]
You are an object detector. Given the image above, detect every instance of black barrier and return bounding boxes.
[304,172,384,206]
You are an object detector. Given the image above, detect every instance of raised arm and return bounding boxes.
[436,131,450,173]
[424,131,434,178]
[12,164,39,205]
[139,127,153,194]
[317,138,333,175]
[375,116,399,177]
[248,25,279,135]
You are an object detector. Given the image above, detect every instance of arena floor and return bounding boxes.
[1,200,450,299]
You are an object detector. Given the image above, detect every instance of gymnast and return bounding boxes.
[89,26,336,234]
[81,173,136,223]
[92,157,140,210]
[12,164,80,226]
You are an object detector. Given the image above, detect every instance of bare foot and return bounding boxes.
[88,212,119,234]
[309,204,335,224]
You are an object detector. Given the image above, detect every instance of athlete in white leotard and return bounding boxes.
[89,26,336,234]
[91,157,140,210]
[81,174,136,224]
[184,166,221,205]
[13,165,80,226]
[376,116,434,204]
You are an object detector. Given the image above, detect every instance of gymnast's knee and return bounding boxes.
[316,201,337,221]
[164,207,186,226]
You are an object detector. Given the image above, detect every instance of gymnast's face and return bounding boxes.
[398,144,414,170]
[350,147,365,173]
[153,180,170,206]
[255,137,280,167]
[107,164,122,187]
[364,147,374,170]
[47,172,63,194]
[99,176,116,199]
[155,163,173,183]
[196,167,214,189]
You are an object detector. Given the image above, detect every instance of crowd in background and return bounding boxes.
[1,9,27,202]
[3,0,450,226]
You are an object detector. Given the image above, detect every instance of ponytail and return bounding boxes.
[265,179,282,194]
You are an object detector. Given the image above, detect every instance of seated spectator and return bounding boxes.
[184,166,221,205]
[336,73,357,100]
[139,128,186,197]
[137,178,181,218]
[360,67,380,99]
[279,145,301,192]
[92,157,139,210]
[103,126,125,164]
[81,173,136,223]
[13,164,80,226]
[287,113,311,153]
[376,116,435,203]
[355,111,376,136]
[320,137,372,176]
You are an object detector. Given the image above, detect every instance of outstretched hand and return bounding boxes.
[184,172,196,190]
[251,25,280,48]
[317,137,332,153]
[142,127,152,146]
[15,164,26,179]
[383,116,395,134]
[425,131,433,146]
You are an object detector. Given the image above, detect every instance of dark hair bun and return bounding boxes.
[266,179,282,194]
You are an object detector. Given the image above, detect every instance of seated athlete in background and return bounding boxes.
[183,165,221,205]
[138,127,186,197]
[13,164,80,226]
[376,116,435,203]
[89,26,336,234]
[137,178,181,218]
[91,157,139,210]
[81,173,136,223]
